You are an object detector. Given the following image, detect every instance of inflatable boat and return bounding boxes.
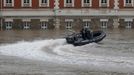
[66,30,106,46]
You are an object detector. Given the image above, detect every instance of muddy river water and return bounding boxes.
[0,29,134,75]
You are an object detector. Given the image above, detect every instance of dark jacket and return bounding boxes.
[86,30,92,39]
[81,28,86,40]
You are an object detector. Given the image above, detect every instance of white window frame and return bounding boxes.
[126,21,132,29]
[23,22,31,29]
[5,22,13,30]
[64,0,74,7]
[65,19,73,29]
[83,21,91,28]
[124,18,133,22]
[100,19,108,29]
[101,21,108,29]
[99,0,109,7]
[83,19,91,28]
[40,19,49,29]
[66,22,73,29]
[124,0,134,7]
[4,0,14,7]
[22,19,31,29]
[124,18,133,28]
[21,0,32,7]
[5,18,13,30]
[40,21,48,29]
[82,0,92,7]
[39,0,50,7]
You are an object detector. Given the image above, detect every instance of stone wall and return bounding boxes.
[31,19,40,29]
[108,19,114,28]
[48,19,55,29]
[119,19,125,28]
[91,18,100,29]
[13,19,22,29]
[1,17,134,30]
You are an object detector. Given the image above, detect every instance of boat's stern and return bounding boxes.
[66,35,75,44]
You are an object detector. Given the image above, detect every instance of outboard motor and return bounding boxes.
[66,35,75,44]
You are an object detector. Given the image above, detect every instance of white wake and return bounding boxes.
[0,39,134,73]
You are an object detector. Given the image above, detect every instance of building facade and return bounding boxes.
[0,0,134,30]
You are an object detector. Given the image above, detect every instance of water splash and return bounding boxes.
[0,39,134,73]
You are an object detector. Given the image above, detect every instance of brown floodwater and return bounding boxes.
[0,29,134,75]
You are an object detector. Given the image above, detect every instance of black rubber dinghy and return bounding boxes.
[66,30,106,46]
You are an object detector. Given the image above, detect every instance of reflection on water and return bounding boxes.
[0,29,65,43]
[0,29,134,43]
[0,29,134,75]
